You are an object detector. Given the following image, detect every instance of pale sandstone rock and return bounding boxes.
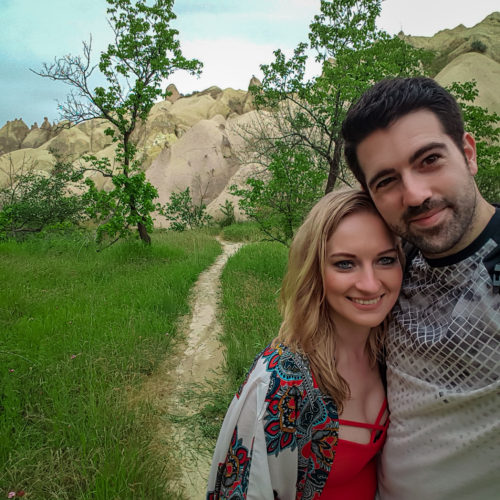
[215,88,249,116]
[165,83,181,103]
[0,148,55,186]
[41,126,91,157]
[435,52,500,115]
[146,116,240,227]
[0,119,30,155]
[40,117,52,130]
[75,119,114,152]
[197,86,223,100]
[248,76,262,89]
[168,94,217,127]
[75,143,117,191]
[206,162,262,221]
[404,12,500,69]
[21,127,53,149]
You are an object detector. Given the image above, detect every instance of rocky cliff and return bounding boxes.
[1,12,498,225]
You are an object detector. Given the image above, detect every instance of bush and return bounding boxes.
[161,187,212,231]
[471,40,487,53]
[218,200,236,228]
[0,155,86,240]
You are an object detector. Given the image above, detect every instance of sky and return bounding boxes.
[0,0,498,127]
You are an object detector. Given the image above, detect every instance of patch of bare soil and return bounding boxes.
[138,238,243,499]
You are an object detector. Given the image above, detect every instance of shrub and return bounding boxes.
[161,187,212,231]
[0,155,86,240]
[470,40,487,53]
[218,200,236,228]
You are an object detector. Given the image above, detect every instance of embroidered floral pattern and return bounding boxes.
[209,426,252,499]
[262,346,339,499]
[208,345,339,500]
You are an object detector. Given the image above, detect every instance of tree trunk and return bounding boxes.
[324,137,343,194]
[137,221,151,244]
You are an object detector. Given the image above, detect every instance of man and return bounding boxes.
[341,77,499,500]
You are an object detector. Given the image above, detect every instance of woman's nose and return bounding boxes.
[356,268,381,293]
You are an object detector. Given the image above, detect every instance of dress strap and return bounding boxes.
[338,398,388,430]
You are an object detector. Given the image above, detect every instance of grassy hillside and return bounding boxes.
[0,230,220,499]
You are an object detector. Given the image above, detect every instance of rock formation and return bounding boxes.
[403,12,500,72]
[0,119,30,155]
[1,12,499,225]
[435,52,500,114]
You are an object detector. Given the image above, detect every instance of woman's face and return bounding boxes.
[324,210,402,332]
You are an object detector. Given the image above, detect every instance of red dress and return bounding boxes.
[320,399,389,499]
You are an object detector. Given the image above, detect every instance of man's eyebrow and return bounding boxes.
[408,142,447,164]
[367,142,448,191]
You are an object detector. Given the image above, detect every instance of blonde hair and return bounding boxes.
[274,188,401,413]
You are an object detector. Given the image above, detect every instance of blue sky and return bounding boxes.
[1,0,498,127]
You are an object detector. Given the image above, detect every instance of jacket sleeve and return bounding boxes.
[206,357,298,500]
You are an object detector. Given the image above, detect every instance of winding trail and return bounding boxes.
[142,238,243,498]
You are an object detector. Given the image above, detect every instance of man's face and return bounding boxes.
[356,109,478,258]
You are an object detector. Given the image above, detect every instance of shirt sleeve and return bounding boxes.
[206,357,298,500]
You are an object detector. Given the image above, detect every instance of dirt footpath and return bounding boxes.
[140,239,243,499]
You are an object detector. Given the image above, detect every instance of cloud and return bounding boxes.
[167,37,322,95]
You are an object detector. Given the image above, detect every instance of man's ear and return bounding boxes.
[463,132,478,175]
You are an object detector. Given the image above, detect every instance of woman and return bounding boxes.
[207,189,403,499]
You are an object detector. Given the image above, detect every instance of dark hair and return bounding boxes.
[342,77,465,189]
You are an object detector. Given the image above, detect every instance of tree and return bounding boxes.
[35,0,202,245]
[230,143,326,245]
[249,0,432,193]
[233,0,431,243]
[448,80,500,203]
[0,154,86,239]
[161,187,212,231]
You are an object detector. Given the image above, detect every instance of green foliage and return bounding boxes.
[231,144,326,245]
[162,187,213,231]
[470,40,487,54]
[78,145,160,245]
[220,221,263,242]
[239,0,432,244]
[251,0,432,193]
[448,80,500,202]
[0,156,86,240]
[0,230,221,498]
[35,0,202,245]
[218,200,236,228]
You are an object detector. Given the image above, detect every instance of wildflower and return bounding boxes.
[71,355,77,359]
[8,492,15,499]
[9,369,14,373]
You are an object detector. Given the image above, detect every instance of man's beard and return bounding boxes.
[390,187,477,257]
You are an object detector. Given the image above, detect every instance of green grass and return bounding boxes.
[0,229,221,499]
[220,221,264,243]
[219,241,288,391]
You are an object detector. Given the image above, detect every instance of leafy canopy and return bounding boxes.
[36,0,202,245]
[238,0,431,243]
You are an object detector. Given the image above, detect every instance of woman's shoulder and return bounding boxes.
[236,343,314,399]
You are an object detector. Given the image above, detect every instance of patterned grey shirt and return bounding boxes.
[379,208,500,500]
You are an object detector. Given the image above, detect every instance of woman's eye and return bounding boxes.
[378,256,397,266]
[334,261,354,270]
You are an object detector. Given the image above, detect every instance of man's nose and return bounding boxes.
[401,173,432,207]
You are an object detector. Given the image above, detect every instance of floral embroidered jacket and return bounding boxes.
[206,344,339,500]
